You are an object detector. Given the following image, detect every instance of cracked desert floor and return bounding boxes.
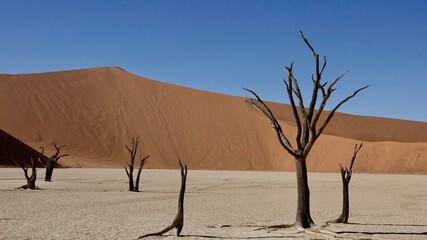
[1,169,426,240]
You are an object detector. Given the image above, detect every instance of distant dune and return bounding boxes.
[1,67,426,174]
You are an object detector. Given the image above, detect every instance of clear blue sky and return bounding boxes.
[1,1,426,122]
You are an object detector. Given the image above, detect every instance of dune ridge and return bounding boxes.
[1,67,426,174]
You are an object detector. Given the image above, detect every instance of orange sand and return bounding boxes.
[1,67,426,173]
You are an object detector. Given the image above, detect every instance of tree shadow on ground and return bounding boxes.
[181,235,228,239]
[336,231,427,236]
[183,234,296,239]
[16,187,43,190]
[189,224,297,239]
[331,222,427,236]
[348,222,427,227]
[245,236,296,239]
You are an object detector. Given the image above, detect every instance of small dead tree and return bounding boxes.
[329,143,363,224]
[7,151,38,189]
[44,143,68,182]
[244,31,368,228]
[139,159,188,238]
[124,135,150,192]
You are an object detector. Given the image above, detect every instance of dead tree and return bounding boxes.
[124,135,150,192]
[139,159,188,238]
[244,31,368,228]
[44,143,68,182]
[7,151,38,189]
[329,143,363,224]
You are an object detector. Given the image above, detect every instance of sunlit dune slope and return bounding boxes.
[1,67,426,173]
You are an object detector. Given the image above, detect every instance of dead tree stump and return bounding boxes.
[124,135,149,192]
[43,143,68,182]
[329,143,363,224]
[139,159,188,238]
[7,151,38,189]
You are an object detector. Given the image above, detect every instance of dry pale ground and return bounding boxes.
[0,168,426,240]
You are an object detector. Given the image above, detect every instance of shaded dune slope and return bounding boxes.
[0,129,48,167]
[1,67,426,174]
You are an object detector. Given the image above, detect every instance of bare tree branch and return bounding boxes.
[300,30,316,56]
[135,155,150,192]
[284,72,302,150]
[124,166,130,177]
[244,88,296,156]
[349,142,363,172]
[315,85,370,141]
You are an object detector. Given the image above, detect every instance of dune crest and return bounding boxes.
[1,67,426,174]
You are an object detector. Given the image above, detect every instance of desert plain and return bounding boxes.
[0,168,426,240]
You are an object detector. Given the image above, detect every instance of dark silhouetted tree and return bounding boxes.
[7,151,38,189]
[244,31,368,228]
[43,143,68,182]
[329,143,363,224]
[139,159,188,238]
[124,135,149,192]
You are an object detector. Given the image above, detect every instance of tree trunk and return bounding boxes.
[330,169,350,223]
[21,159,37,189]
[43,143,68,182]
[128,165,134,191]
[134,156,149,192]
[134,168,142,192]
[24,159,37,189]
[294,157,314,228]
[139,160,187,238]
[328,143,361,224]
[337,182,350,223]
[45,160,54,182]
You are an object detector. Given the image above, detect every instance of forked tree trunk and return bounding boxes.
[44,143,68,182]
[7,151,38,189]
[23,159,37,189]
[295,157,314,228]
[328,143,362,224]
[124,136,149,192]
[18,159,37,189]
[328,168,351,223]
[125,156,149,192]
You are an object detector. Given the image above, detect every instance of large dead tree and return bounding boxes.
[139,159,188,238]
[244,31,368,228]
[42,143,68,182]
[329,143,363,224]
[7,151,38,189]
[124,135,150,192]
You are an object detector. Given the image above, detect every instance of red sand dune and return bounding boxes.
[1,67,426,174]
